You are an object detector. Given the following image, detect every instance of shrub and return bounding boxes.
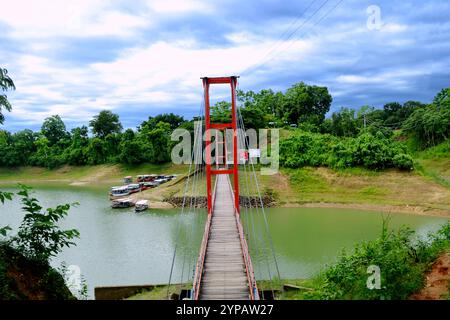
[9,185,80,262]
[392,154,414,171]
[280,130,414,170]
[307,221,450,300]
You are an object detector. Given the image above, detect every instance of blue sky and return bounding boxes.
[1,0,449,132]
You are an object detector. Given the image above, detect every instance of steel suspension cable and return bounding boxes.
[167,98,204,299]
[236,123,267,299]
[236,108,277,298]
[241,0,331,76]
[236,104,281,282]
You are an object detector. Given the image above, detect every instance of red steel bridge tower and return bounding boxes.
[202,76,240,215]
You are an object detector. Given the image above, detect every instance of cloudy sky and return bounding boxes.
[1,0,449,131]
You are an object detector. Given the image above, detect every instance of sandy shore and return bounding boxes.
[284,202,450,218]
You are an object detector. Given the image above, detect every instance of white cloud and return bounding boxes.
[91,37,315,104]
[146,0,212,15]
[0,0,149,38]
[5,34,315,127]
[380,23,408,33]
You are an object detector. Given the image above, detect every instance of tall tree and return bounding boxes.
[89,110,122,138]
[330,107,359,137]
[210,101,232,123]
[283,82,332,126]
[0,68,15,124]
[140,113,185,131]
[41,115,68,146]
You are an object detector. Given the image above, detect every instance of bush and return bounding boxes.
[9,185,80,262]
[280,130,414,170]
[393,154,414,171]
[307,221,450,300]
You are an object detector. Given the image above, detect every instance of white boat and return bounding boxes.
[135,200,149,212]
[111,198,135,208]
[110,186,130,199]
[127,184,141,194]
[154,178,168,185]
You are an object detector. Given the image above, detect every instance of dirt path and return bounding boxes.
[410,250,450,300]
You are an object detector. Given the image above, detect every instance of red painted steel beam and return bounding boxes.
[203,78,213,215]
[201,76,239,84]
[210,123,233,129]
[231,77,240,214]
[210,169,234,175]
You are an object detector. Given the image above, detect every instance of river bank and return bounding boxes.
[0,164,449,217]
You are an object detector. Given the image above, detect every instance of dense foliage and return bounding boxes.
[0,110,178,168]
[308,221,450,300]
[280,131,414,170]
[403,88,450,148]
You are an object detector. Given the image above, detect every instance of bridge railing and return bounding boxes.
[192,176,218,300]
[227,177,260,300]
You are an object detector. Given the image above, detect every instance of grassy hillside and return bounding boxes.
[414,140,450,188]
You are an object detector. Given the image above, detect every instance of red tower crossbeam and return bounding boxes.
[202,76,240,215]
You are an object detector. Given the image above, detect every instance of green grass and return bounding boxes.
[412,140,450,188]
[358,186,389,196]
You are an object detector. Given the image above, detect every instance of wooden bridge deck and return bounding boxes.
[199,174,250,300]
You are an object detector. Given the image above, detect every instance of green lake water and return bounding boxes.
[0,185,448,298]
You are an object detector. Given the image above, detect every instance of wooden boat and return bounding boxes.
[111,198,135,208]
[135,200,149,212]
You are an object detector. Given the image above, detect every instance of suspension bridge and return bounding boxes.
[167,76,279,300]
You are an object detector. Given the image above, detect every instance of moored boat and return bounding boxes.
[110,186,130,199]
[111,198,135,208]
[137,174,157,182]
[139,182,157,191]
[135,200,149,212]
[127,184,141,194]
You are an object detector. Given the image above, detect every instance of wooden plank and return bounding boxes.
[199,174,250,300]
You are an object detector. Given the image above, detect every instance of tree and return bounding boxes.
[237,89,284,128]
[403,88,450,148]
[0,68,15,124]
[283,82,332,126]
[41,115,68,146]
[143,122,171,163]
[10,130,37,165]
[210,101,232,123]
[140,113,185,131]
[330,107,359,137]
[10,185,80,262]
[64,126,89,165]
[383,101,423,129]
[89,110,122,138]
[86,138,108,165]
[118,129,145,165]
